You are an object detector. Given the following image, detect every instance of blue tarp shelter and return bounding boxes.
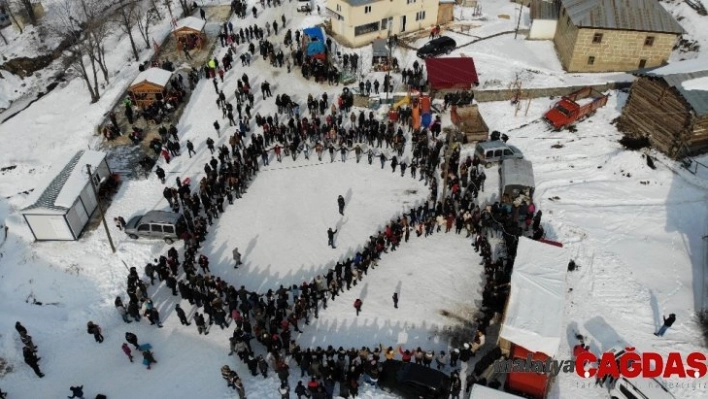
[303,26,324,43]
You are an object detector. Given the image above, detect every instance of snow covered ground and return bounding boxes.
[1,0,708,398]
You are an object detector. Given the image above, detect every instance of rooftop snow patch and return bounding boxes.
[500,236,569,358]
[131,68,173,88]
[22,150,106,213]
[682,76,708,92]
[173,16,206,33]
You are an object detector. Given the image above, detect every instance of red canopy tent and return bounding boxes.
[424,57,479,90]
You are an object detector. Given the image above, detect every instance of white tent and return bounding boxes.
[470,384,525,399]
[499,236,568,358]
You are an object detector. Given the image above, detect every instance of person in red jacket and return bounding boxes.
[354,299,362,316]
[307,376,319,393]
[399,346,412,362]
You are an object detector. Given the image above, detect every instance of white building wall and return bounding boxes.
[24,214,73,241]
[528,19,557,40]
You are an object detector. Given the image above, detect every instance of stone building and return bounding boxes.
[327,0,440,47]
[553,0,684,72]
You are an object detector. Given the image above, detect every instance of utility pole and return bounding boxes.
[439,128,457,202]
[514,5,523,39]
[86,164,116,253]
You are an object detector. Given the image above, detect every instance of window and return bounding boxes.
[163,225,175,234]
[644,36,655,46]
[336,4,341,11]
[407,0,416,3]
[151,224,163,233]
[138,224,150,232]
[503,149,513,156]
[381,17,388,30]
[494,149,503,158]
[91,172,101,187]
[592,33,603,43]
[587,56,595,65]
[364,5,371,13]
[415,11,426,21]
[486,151,493,158]
[354,21,379,36]
[638,59,647,69]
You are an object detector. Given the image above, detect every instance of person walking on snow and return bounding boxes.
[337,195,345,215]
[175,304,191,325]
[86,321,103,343]
[392,292,399,309]
[233,247,243,268]
[67,385,84,399]
[354,298,362,316]
[655,313,676,336]
[125,332,140,349]
[327,228,338,249]
[142,349,157,370]
[122,343,134,362]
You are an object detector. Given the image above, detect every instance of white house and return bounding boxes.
[327,0,440,47]
[528,0,559,40]
[22,150,111,241]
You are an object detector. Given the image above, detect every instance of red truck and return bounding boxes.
[544,87,609,130]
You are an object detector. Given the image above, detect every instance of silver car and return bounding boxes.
[474,141,524,168]
[124,210,186,244]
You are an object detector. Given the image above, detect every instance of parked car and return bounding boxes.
[124,210,187,244]
[604,347,676,399]
[378,360,450,399]
[474,141,524,167]
[416,36,457,58]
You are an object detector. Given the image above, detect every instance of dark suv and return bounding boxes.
[416,37,456,58]
[378,360,451,399]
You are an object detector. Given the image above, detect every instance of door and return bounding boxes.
[638,59,647,69]
[138,223,151,236]
[400,15,407,32]
[150,224,163,237]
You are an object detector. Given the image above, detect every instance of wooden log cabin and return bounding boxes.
[619,58,708,159]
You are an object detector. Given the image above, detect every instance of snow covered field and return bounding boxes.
[2,0,708,398]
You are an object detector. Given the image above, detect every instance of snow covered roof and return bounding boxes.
[173,16,206,33]
[470,385,526,398]
[131,68,172,89]
[636,57,708,116]
[683,77,708,91]
[560,0,685,34]
[22,150,106,214]
[500,237,569,358]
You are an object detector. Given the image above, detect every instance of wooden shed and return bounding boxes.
[450,104,489,142]
[22,150,111,241]
[619,58,708,159]
[128,68,173,108]
[172,16,207,50]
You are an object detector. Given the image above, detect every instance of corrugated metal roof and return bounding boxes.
[22,150,89,213]
[561,0,685,34]
[530,0,560,20]
[635,59,708,116]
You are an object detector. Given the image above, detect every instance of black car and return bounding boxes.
[379,360,451,399]
[416,37,457,59]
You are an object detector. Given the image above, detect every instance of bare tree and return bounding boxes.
[0,28,7,45]
[116,0,140,61]
[18,0,36,26]
[2,0,22,33]
[50,0,109,103]
[78,0,112,83]
[177,0,191,18]
[148,0,162,19]
[135,3,155,50]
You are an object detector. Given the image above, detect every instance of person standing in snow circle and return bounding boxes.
[327,228,338,249]
[337,195,345,215]
[354,298,362,316]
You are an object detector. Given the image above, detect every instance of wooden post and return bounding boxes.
[525,97,531,116]
[514,6,523,39]
[86,164,116,253]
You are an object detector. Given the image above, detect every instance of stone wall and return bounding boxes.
[470,81,632,102]
[567,29,677,72]
[553,14,579,69]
